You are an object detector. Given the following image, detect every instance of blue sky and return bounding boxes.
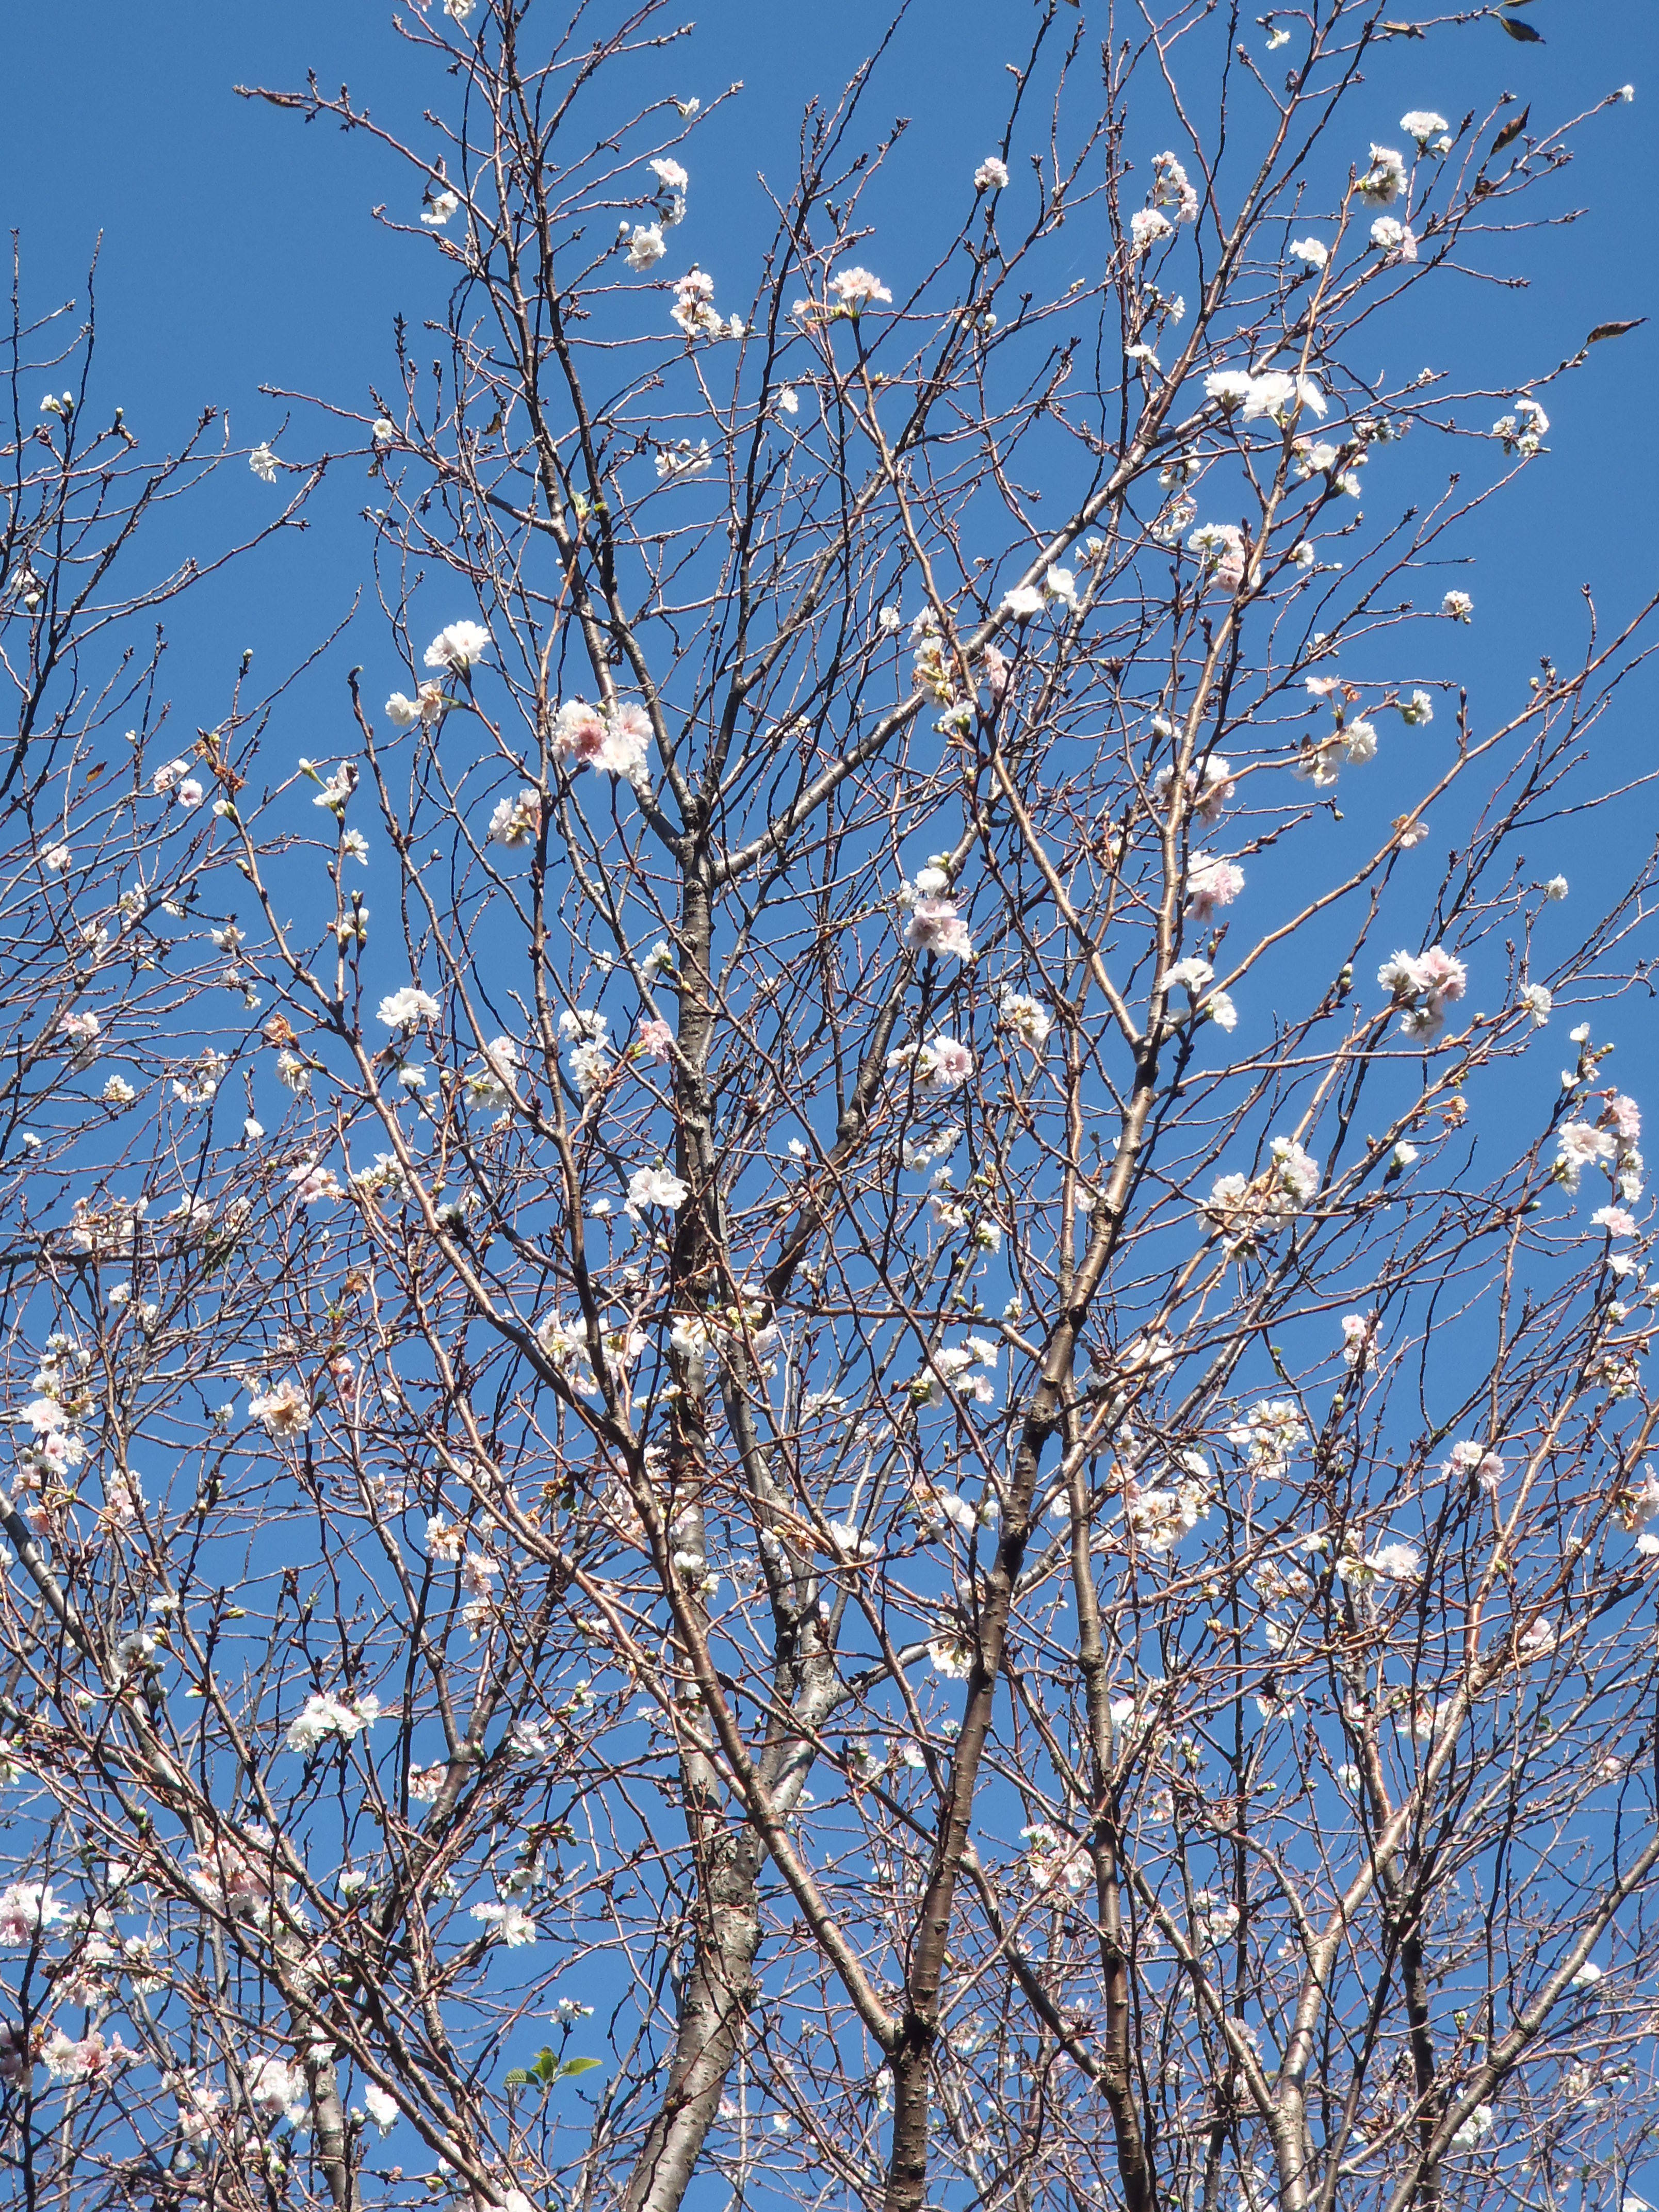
[6,0,1654,756]
[2,0,1652,747]
[6,0,1656,1345]
[3,0,1654,1302]
[3,8,1658,2193]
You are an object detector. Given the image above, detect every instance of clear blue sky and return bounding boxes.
[2,0,1655,975]
[3,9,1656,2192]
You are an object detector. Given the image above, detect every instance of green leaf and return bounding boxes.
[1587,318,1647,345]
[503,2069,532,2090]
[1495,12,1543,40]
[559,2057,603,2079]
[532,2049,560,2083]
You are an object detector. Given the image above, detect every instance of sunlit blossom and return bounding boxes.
[671,268,738,339]
[1151,150,1200,223]
[286,1690,382,1755]
[378,985,441,1030]
[43,2028,127,2083]
[997,991,1051,1049]
[1227,1399,1307,1479]
[1186,522,1246,589]
[1371,216,1418,265]
[625,224,666,271]
[656,437,713,479]
[554,697,652,778]
[1205,369,1255,412]
[385,681,445,727]
[1357,144,1408,206]
[1129,208,1174,255]
[0,1881,67,1942]
[828,266,892,311]
[287,1162,343,1207]
[1493,394,1549,458]
[1186,852,1245,921]
[424,620,492,673]
[362,2083,398,2135]
[1379,945,1467,1040]
[471,1900,538,1944]
[1593,1204,1637,1237]
[627,1165,689,1212]
[489,789,543,848]
[903,889,973,960]
[247,1379,312,1438]
[1451,2104,1493,2151]
[888,1033,975,1093]
[1239,370,1327,423]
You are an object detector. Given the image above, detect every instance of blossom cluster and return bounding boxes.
[1205,369,1327,425]
[909,609,961,706]
[887,1034,976,1093]
[672,268,742,340]
[0,1880,67,1943]
[1378,945,1468,1042]
[1493,394,1549,458]
[1154,753,1234,825]
[621,153,689,269]
[1226,1397,1309,1480]
[554,697,652,779]
[1165,957,1236,1032]
[286,1689,383,1756]
[12,1337,94,1525]
[1555,1091,1642,1201]
[1292,672,1400,788]
[900,866,973,961]
[1129,151,1199,255]
[425,620,491,674]
[999,564,1078,623]
[386,679,447,727]
[1186,851,1245,922]
[1186,522,1246,590]
[828,266,891,312]
[1021,1822,1092,1894]
[248,1378,312,1437]
[1124,1456,1214,1554]
[151,755,206,809]
[1205,1136,1320,1250]
[559,1006,610,1096]
[489,787,543,848]
[911,1333,1000,1409]
[996,990,1052,1050]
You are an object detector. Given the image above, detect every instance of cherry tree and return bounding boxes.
[2,6,1657,2212]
